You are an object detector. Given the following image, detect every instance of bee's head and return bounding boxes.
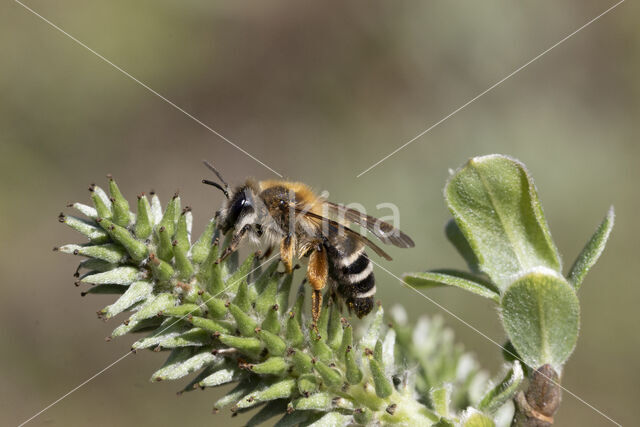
[218,185,259,233]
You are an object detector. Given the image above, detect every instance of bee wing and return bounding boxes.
[322,201,415,248]
[294,207,393,261]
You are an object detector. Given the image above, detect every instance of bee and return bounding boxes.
[202,161,414,324]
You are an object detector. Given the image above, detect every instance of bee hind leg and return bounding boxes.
[306,242,328,326]
[280,234,296,273]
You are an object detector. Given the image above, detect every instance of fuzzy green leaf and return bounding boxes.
[446,155,561,290]
[404,271,500,302]
[567,207,614,290]
[501,270,579,370]
[445,219,480,273]
[430,383,452,417]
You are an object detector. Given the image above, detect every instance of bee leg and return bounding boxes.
[217,224,251,263]
[307,242,328,326]
[261,245,274,260]
[280,234,296,273]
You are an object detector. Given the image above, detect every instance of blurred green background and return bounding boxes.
[2,1,638,426]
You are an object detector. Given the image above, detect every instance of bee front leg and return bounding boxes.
[280,234,296,273]
[306,242,328,326]
[217,224,251,264]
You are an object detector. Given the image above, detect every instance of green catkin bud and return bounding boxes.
[108,177,130,227]
[293,392,333,410]
[353,407,373,425]
[200,291,227,318]
[232,281,251,313]
[297,374,319,396]
[374,340,383,363]
[316,300,330,340]
[345,346,363,385]
[277,273,294,316]
[81,266,139,285]
[235,379,296,410]
[311,334,333,363]
[197,244,223,294]
[57,243,127,264]
[370,359,393,398]
[213,383,253,412]
[97,218,148,262]
[173,241,194,280]
[159,195,179,237]
[161,304,203,317]
[339,324,353,363]
[217,335,263,357]
[69,202,98,218]
[190,219,216,264]
[228,303,258,336]
[261,305,281,334]
[77,257,116,273]
[327,305,343,351]
[174,210,190,253]
[254,260,280,292]
[293,284,305,324]
[226,254,255,293]
[292,350,313,374]
[156,226,174,262]
[256,328,287,356]
[134,194,153,239]
[255,273,279,316]
[314,361,342,388]
[90,186,112,219]
[59,214,109,243]
[286,313,304,348]
[250,357,288,375]
[149,253,174,281]
[189,316,231,334]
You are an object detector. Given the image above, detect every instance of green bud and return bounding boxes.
[134,195,153,239]
[229,303,258,336]
[292,392,332,410]
[430,384,452,418]
[314,361,342,388]
[226,253,255,293]
[251,357,288,375]
[218,334,262,357]
[235,379,296,409]
[59,214,109,243]
[327,305,343,351]
[173,242,194,281]
[98,218,148,262]
[277,273,294,316]
[159,194,179,237]
[370,359,393,398]
[199,368,238,388]
[69,202,98,218]
[292,283,305,324]
[57,243,127,264]
[199,291,227,318]
[345,346,363,385]
[108,177,130,227]
[156,225,174,262]
[311,337,333,364]
[315,300,330,340]
[261,305,281,335]
[161,304,203,318]
[90,185,112,219]
[149,253,175,282]
[191,219,216,264]
[81,266,139,285]
[232,280,251,313]
[353,407,373,425]
[213,383,253,411]
[189,316,231,334]
[338,324,353,363]
[291,350,313,374]
[99,280,153,318]
[254,260,279,293]
[256,328,286,356]
[255,272,279,316]
[297,374,319,396]
[173,210,191,253]
[286,312,304,348]
[374,340,383,363]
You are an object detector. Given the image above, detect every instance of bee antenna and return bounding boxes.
[202,160,229,189]
[202,179,230,199]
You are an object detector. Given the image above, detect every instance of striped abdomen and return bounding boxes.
[327,245,376,318]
